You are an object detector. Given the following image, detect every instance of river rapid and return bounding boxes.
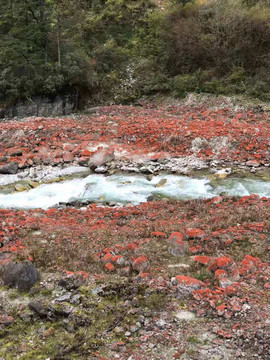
[0,173,269,210]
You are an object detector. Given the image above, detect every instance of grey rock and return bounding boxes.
[20,312,32,322]
[0,95,76,119]
[29,301,48,317]
[37,325,46,337]
[175,310,196,321]
[50,304,73,317]
[156,319,167,329]
[55,293,72,303]
[58,275,82,290]
[2,260,40,292]
[70,294,81,305]
[0,162,18,175]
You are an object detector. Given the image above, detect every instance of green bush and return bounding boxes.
[2,0,270,104]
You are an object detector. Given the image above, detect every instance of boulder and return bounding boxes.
[0,162,18,174]
[88,149,115,171]
[2,260,40,292]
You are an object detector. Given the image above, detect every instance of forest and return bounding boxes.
[1,0,270,106]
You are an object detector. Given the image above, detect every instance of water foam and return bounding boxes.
[0,174,269,209]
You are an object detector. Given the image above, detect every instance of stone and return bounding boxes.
[111,255,125,267]
[28,301,48,317]
[50,304,73,317]
[55,293,72,302]
[95,166,108,173]
[119,266,131,277]
[105,262,115,272]
[0,253,13,271]
[2,260,40,292]
[168,232,188,256]
[175,310,195,321]
[155,179,167,188]
[209,256,232,272]
[156,319,167,329]
[7,147,23,156]
[0,314,15,326]
[173,275,204,289]
[58,275,83,290]
[0,162,18,175]
[193,255,211,265]
[63,152,74,163]
[14,183,27,192]
[70,294,81,305]
[246,160,260,167]
[88,149,115,171]
[172,275,205,297]
[132,256,150,273]
[186,228,205,239]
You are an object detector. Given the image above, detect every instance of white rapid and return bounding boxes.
[0,174,269,210]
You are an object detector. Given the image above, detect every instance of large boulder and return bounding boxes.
[0,162,18,174]
[2,260,40,292]
[88,149,115,171]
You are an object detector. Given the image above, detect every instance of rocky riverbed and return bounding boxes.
[0,101,269,359]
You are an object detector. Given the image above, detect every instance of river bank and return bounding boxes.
[0,100,269,359]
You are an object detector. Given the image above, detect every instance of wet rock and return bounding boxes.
[14,183,27,192]
[155,178,167,188]
[0,162,18,175]
[2,260,40,292]
[95,166,108,173]
[212,168,231,179]
[88,149,115,171]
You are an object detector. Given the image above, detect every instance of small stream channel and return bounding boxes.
[0,173,269,210]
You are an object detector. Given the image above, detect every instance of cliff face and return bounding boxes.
[0,95,77,119]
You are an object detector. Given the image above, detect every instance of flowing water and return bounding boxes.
[0,173,269,210]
